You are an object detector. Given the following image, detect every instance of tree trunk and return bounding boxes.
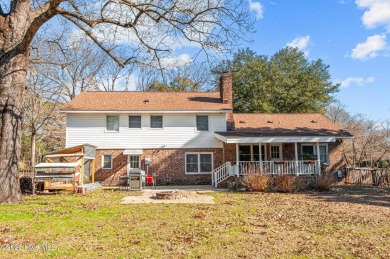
[30,132,36,167]
[0,6,32,201]
[0,49,28,202]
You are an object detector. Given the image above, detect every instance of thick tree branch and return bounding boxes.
[62,15,126,67]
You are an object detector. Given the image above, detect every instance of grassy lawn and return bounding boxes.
[0,187,389,258]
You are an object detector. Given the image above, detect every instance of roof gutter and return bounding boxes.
[61,110,232,114]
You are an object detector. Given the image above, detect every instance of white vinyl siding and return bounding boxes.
[66,113,226,149]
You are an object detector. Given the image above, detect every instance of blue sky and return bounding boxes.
[36,0,389,120]
[241,0,390,120]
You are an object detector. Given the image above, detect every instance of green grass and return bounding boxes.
[0,188,389,258]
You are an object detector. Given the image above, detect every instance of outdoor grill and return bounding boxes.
[128,169,143,190]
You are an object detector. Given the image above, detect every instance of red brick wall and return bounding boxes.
[326,140,345,175]
[282,143,295,160]
[223,143,237,164]
[95,148,223,186]
[220,73,232,105]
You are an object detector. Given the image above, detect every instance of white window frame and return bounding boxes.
[105,115,119,132]
[102,154,112,169]
[195,115,209,132]
[150,115,163,129]
[128,115,142,129]
[319,144,329,164]
[270,144,283,161]
[185,152,213,174]
[238,144,266,162]
[301,144,329,163]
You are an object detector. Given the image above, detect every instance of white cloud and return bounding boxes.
[351,34,387,60]
[249,0,264,20]
[340,76,375,87]
[160,54,193,69]
[356,0,390,30]
[286,35,311,55]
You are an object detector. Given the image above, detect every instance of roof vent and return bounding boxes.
[267,120,273,123]
[311,120,317,123]
[239,120,245,123]
[143,99,149,104]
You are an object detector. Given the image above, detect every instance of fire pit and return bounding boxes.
[155,190,181,200]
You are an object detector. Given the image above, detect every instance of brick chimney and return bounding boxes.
[220,72,232,106]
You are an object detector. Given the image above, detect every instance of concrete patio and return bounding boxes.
[120,185,226,204]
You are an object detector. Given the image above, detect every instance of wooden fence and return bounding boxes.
[345,167,389,186]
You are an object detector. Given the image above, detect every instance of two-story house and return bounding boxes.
[61,73,352,186]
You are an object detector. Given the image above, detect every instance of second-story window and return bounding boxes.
[129,116,141,128]
[106,116,119,131]
[150,116,163,128]
[196,115,209,131]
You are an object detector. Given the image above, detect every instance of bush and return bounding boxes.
[273,175,297,193]
[241,174,270,192]
[314,173,334,192]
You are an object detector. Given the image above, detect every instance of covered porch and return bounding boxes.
[211,113,352,187]
[212,134,341,187]
[234,142,326,176]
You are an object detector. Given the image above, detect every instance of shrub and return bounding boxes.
[241,174,270,192]
[314,173,334,192]
[273,175,297,193]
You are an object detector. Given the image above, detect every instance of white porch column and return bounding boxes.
[316,142,321,175]
[294,142,299,176]
[259,143,263,174]
[236,143,239,176]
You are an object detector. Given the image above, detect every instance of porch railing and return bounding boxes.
[237,161,321,176]
[212,162,233,187]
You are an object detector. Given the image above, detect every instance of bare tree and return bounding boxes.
[0,0,252,202]
[94,59,135,91]
[32,35,107,101]
[23,67,64,168]
[136,61,213,91]
[326,104,390,167]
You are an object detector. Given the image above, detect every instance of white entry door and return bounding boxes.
[128,155,141,173]
[270,144,283,161]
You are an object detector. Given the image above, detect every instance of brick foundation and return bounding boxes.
[95,148,223,186]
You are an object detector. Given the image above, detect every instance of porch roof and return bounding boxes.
[214,133,341,143]
[216,113,353,143]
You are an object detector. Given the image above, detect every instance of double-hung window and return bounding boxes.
[150,116,163,128]
[301,144,329,164]
[196,116,209,131]
[106,116,119,132]
[102,155,112,169]
[129,116,141,128]
[185,153,213,174]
